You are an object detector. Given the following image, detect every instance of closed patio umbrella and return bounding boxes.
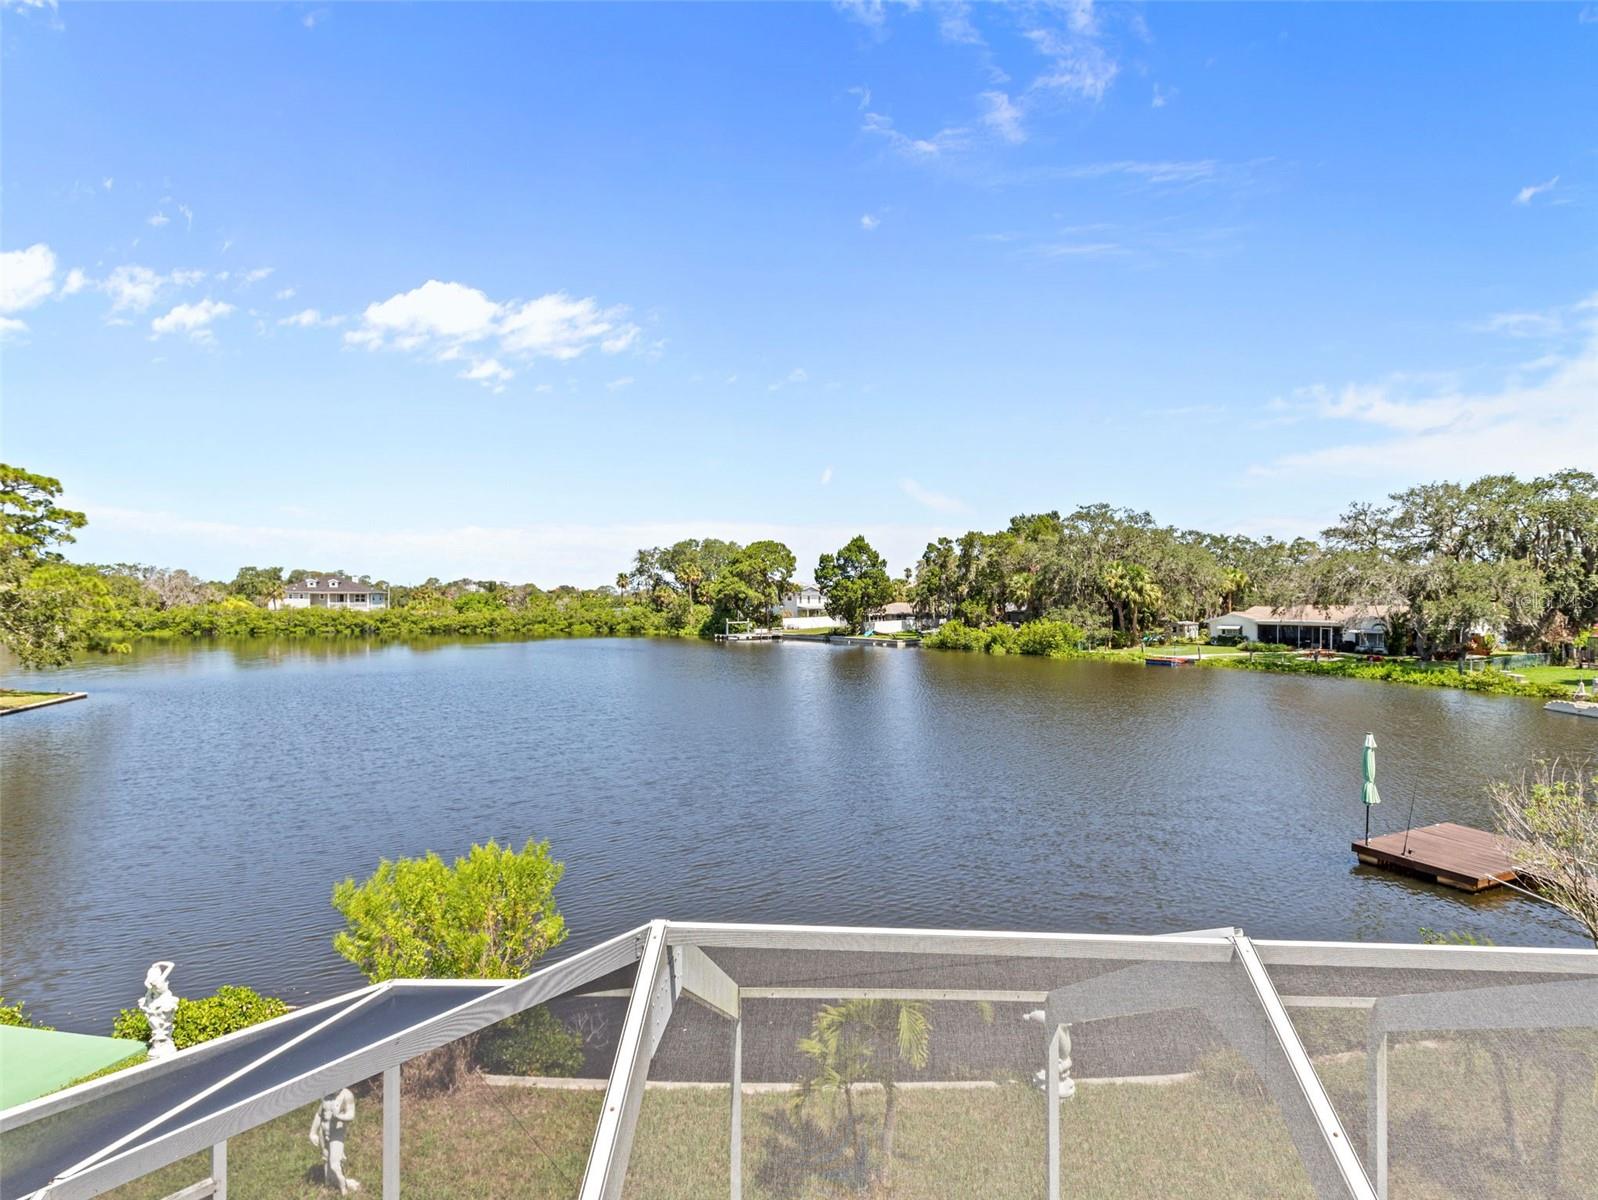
[1361,732,1381,843]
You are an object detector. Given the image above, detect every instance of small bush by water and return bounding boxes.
[112,985,288,1049]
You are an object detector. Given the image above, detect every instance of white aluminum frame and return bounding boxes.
[8,921,1595,1200]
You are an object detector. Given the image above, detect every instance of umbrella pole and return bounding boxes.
[1364,805,1370,846]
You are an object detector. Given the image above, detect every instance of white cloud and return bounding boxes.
[150,297,234,342]
[178,204,194,229]
[102,177,114,190]
[240,267,274,286]
[1251,294,1598,481]
[1152,84,1172,108]
[847,85,872,110]
[275,286,297,300]
[820,466,834,485]
[860,213,881,231]
[0,243,58,315]
[899,477,966,512]
[100,265,205,312]
[278,308,329,328]
[768,367,809,391]
[459,358,513,390]
[1514,176,1558,205]
[303,8,326,28]
[606,375,635,391]
[61,267,88,297]
[0,316,30,339]
[147,212,170,228]
[979,90,1026,144]
[346,280,642,382]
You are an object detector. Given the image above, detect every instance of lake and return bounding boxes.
[2,637,1594,1032]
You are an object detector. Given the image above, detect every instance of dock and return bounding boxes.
[1353,822,1520,892]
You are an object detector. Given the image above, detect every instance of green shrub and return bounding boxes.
[982,623,1021,655]
[923,619,987,651]
[474,1006,585,1076]
[1239,641,1294,653]
[332,839,566,982]
[0,996,52,1030]
[1014,619,1085,658]
[112,985,288,1049]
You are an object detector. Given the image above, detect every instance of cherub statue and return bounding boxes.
[138,961,179,1060]
[309,1087,360,1194]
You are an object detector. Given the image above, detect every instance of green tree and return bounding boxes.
[815,535,894,633]
[0,465,100,668]
[1,464,87,561]
[228,565,287,608]
[794,999,931,1188]
[704,539,796,629]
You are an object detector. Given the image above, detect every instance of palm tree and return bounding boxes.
[1222,567,1250,613]
[794,999,931,1188]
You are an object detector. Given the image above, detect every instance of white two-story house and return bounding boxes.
[272,577,388,611]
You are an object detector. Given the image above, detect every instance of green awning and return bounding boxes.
[0,1026,145,1110]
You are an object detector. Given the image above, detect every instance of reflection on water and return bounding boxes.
[2,637,1593,1031]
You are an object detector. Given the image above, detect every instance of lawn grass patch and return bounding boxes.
[0,690,78,711]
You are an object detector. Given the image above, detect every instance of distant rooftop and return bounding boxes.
[286,577,383,592]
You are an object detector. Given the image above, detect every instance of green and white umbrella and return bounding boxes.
[1361,733,1380,842]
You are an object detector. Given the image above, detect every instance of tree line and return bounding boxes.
[4,462,1596,668]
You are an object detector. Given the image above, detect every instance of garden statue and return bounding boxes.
[309,1087,360,1194]
[138,961,179,1060]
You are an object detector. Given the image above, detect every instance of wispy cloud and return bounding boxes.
[861,110,970,158]
[1250,293,1598,481]
[769,367,809,391]
[820,466,834,485]
[277,307,342,329]
[1514,176,1558,205]
[606,375,634,391]
[860,212,881,232]
[1151,83,1173,108]
[899,477,966,513]
[979,90,1026,144]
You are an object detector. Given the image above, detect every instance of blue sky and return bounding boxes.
[3,1,1595,584]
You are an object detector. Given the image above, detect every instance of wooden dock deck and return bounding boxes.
[1353,822,1520,892]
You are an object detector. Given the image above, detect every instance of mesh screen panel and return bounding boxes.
[1265,960,1598,1200]
[621,945,1336,1199]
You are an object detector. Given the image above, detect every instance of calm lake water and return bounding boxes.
[3,637,1594,1031]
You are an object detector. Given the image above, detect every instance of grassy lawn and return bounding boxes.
[94,1037,1596,1200]
[1510,664,1598,689]
[0,689,78,710]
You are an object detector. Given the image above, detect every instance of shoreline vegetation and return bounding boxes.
[4,463,1596,702]
[920,618,1581,699]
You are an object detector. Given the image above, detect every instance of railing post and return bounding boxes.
[1367,1031,1387,1200]
[729,1017,743,1200]
[383,1065,400,1200]
[210,1141,227,1200]
[1046,1025,1063,1200]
